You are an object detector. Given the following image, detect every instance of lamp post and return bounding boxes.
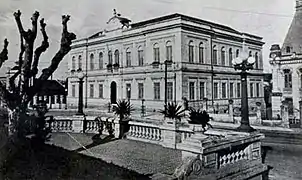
[76,69,85,116]
[232,51,256,132]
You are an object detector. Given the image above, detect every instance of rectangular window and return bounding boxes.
[72,85,76,97]
[154,82,160,100]
[237,82,241,98]
[166,46,172,61]
[138,83,144,99]
[250,83,254,97]
[230,83,234,98]
[126,51,131,67]
[99,84,103,98]
[200,82,205,99]
[214,82,218,99]
[189,82,195,100]
[51,96,55,104]
[222,82,226,98]
[167,82,173,101]
[138,50,144,66]
[126,83,131,99]
[256,83,260,97]
[90,84,94,98]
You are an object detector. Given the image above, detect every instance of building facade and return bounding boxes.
[269,0,302,120]
[67,11,265,112]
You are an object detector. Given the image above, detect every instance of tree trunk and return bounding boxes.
[7,106,29,138]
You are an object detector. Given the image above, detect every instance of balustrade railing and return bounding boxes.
[51,117,73,132]
[128,121,162,143]
[218,145,249,168]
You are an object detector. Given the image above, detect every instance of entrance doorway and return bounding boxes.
[110,81,117,104]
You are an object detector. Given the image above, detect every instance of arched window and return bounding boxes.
[199,42,204,64]
[166,41,172,61]
[71,56,75,70]
[153,43,160,62]
[126,48,131,67]
[229,48,233,66]
[90,53,94,70]
[221,47,226,66]
[108,51,112,65]
[284,69,292,88]
[189,41,194,63]
[213,45,218,65]
[255,52,259,69]
[236,49,240,58]
[99,52,103,69]
[114,50,119,64]
[78,55,82,70]
[138,46,144,66]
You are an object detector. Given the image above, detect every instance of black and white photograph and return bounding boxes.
[0,0,301,179]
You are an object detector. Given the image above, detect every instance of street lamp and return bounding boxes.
[76,68,85,116]
[232,51,256,132]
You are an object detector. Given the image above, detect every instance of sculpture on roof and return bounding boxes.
[105,9,131,32]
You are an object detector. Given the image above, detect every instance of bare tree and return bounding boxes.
[0,10,76,138]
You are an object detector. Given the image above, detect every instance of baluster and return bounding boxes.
[65,121,69,130]
[150,128,155,140]
[56,121,60,130]
[146,128,150,139]
[129,126,133,136]
[157,129,161,141]
[141,126,145,138]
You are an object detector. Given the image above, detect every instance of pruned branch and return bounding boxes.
[26,14,76,103]
[39,14,76,81]
[31,11,40,40]
[31,18,49,77]
[0,39,8,68]
[13,10,26,38]
[18,35,25,70]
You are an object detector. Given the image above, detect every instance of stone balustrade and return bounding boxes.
[127,121,162,144]
[50,116,73,132]
[50,115,118,137]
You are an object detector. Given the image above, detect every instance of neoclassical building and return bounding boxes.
[67,10,265,111]
[269,0,302,120]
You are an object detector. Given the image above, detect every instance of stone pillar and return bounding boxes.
[281,101,289,128]
[160,119,178,149]
[271,92,282,119]
[72,115,85,133]
[255,102,262,125]
[228,99,234,123]
[113,118,120,139]
[33,96,37,106]
[292,71,300,118]
[300,101,302,128]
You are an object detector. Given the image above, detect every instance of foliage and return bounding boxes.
[160,102,185,121]
[188,108,213,130]
[112,99,134,120]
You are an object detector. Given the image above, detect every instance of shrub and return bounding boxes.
[160,102,185,121]
[188,108,213,131]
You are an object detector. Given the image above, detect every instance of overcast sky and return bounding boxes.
[0,0,296,78]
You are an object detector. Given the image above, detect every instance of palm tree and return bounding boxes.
[112,99,134,138]
[160,102,185,121]
[188,108,213,131]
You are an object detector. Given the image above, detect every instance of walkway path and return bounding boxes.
[47,132,302,179]
[47,133,181,176]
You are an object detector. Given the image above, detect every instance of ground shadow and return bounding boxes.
[0,139,150,180]
[261,145,273,163]
[73,134,117,153]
